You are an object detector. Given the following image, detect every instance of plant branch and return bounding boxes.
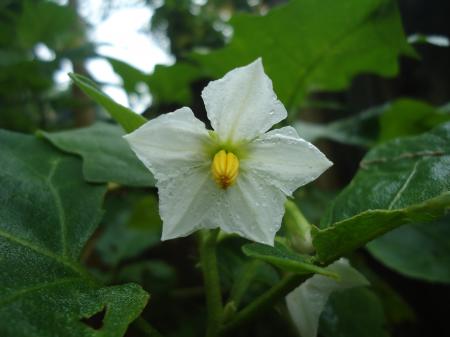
[219,273,308,336]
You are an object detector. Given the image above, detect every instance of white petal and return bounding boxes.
[213,172,286,245]
[160,168,286,244]
[158,166,218,240]
[244,126,333,196]
[202,58,287,143]
[123,107,210,181]
[286,259,369,337]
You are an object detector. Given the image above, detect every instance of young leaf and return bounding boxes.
[243,242,338,278]
[39,122,155,187]
[0,130,149,337]
[69,73,147,132]
[314,123,450,262]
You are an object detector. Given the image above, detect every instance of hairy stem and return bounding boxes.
[199,229,223,337]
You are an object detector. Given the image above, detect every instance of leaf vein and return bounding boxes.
[0,228,84,276]
[0,277,82,307]
[46,159,68,257]
[388,161,418,210]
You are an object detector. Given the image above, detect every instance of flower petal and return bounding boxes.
[158,166,218,240]
[243,126,333,196]
[286,259,369,337]
[215,172,286,245]
[159,168,285,244]
[202,58,287,143]
[124,107,210,180]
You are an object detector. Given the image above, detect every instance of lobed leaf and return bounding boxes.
[0,130,149,337]
[152,0,415,115]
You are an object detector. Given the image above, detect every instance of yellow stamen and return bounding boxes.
[211,150,240,189]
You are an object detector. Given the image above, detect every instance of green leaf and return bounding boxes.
[378,99,450,142]
[117,260,176,294]
[217,237,279,302]
[294,105,383,147]
[314,123,450,263]
[179,0,414,113]
[69,73,147,133]
[367,215,450,283]
[295,99,450,147]
[148,63,203,105]
[18,0,77,50]
[0,130,149,337]
[39,122,154,187]
[314,194,450,264]
[319,288,389,337]
[242,242,338,278]
[106,57,149,94]
[96,195,162,267]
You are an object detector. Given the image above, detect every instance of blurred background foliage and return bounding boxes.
[0,0,449,337]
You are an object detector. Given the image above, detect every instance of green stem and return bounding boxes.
[199,229,223,337]
[134,317,164,337]
[228,259,262,309]
[219,273,308,336]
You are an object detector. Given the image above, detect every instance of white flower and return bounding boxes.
[286,259,369,337]
[124,58,332,245]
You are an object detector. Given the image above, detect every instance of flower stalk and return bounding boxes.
[199,229,223,337]
[284,200,315,254]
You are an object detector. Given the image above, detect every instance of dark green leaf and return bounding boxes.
[69,73,147,132]
[295,105,382,147]
[184,0,414,114]
[378,99,450,142]
[314,123,450,262]
[295,99,450,147]
[243,242,338,278]
[367,215,450,283]
[217,237,279,302]
[96,195,162,267]
[18,1,77,50]
[118,260,176,294]
[319,288,389,337]
[314,194,450,263]
[0,130,149,337]
[39,122,154,187]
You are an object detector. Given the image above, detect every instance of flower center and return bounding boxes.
[211,150,239,189]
